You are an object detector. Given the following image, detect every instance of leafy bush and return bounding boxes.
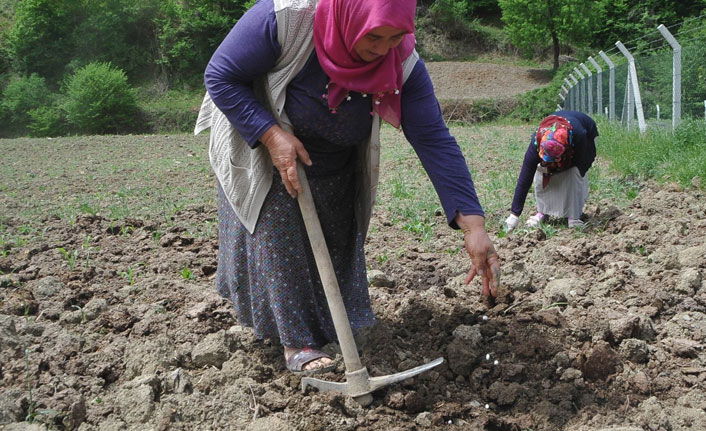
[429,0,469,25]
[0,73,54,128]
[511,85,560,122]
[5,0,263,88]
[63,62,138,134]
[438,97,517,123]
[27,105,67,137]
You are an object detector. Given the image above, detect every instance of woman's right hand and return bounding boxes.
[260,125,312,198]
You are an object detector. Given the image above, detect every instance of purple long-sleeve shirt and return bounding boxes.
[510,110,598,216]
[204,0,483,227]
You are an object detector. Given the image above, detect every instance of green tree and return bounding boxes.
[498,0,597,71]
[0,0,18,78]
[593,0,706,48]
[69,0,161,82]
[155,0,253,86]
[8,0,82,82]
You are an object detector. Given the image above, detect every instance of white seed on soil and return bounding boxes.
[447,420,452,424]
[482,315,488,321]
[485,404,490,409]
[485,353,491,360]
[494,359,499,365]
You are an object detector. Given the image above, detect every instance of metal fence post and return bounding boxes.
[588,56,603,116]
[569,74,579,110]
[616,41,647,133]
[573,67,586,112]
[564,78,574,110]
[657,24,682,130]
[580,63,593,115]
[622,65,634,128]
[559,84,568,108]
[599,50,615,121]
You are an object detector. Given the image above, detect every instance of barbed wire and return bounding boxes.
[558,14,706,118]
[621,31,660,48]
[673,21,706,36]
[614,23,706,58]
[617,17,706,54]
[677,33,706,47]
[629,37,668,53]
[631,22,706,50]
[665,12,706,30]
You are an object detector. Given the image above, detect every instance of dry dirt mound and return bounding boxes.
[426,62,552,101]
[424,61,552,122]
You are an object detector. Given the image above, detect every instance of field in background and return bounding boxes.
[1,126,705,430]
[0,121,659,247]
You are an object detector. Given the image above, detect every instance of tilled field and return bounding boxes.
[2,161,705,431]
[0,77,705,430]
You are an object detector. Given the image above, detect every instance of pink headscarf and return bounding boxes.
[313,0,417,128]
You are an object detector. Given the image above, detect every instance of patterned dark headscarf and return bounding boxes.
[535,115,574,172]
[534,114,574,187]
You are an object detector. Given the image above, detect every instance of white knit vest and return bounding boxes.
[195,0,418,234]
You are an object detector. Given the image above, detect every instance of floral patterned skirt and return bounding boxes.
[215,167,374,348]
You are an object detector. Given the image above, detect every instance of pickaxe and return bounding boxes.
[295,163,444,406]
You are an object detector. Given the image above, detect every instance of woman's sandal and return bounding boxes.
[285,347,336,375]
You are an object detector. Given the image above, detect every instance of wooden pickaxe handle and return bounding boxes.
[295,163,365,373]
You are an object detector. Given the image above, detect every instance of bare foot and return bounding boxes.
[284,346,333,371]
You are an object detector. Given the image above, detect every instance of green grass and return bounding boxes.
[376,117,705,242]
[596,118,706,188]
[378,123,533,236]
[137,88,203,134]
[378,133,443,241]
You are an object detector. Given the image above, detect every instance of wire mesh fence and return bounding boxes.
[560,18,706,131]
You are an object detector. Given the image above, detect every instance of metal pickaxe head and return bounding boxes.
[301,357,444,406]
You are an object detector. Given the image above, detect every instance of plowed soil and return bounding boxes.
[0,63,705,431]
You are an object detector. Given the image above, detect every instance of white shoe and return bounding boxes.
[568,219,585,228]
[525,213,545,228]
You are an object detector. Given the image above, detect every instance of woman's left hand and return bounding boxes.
[455,214,501,297]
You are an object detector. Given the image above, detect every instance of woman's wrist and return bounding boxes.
[455,213,486,234]
[260,124,282,149]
